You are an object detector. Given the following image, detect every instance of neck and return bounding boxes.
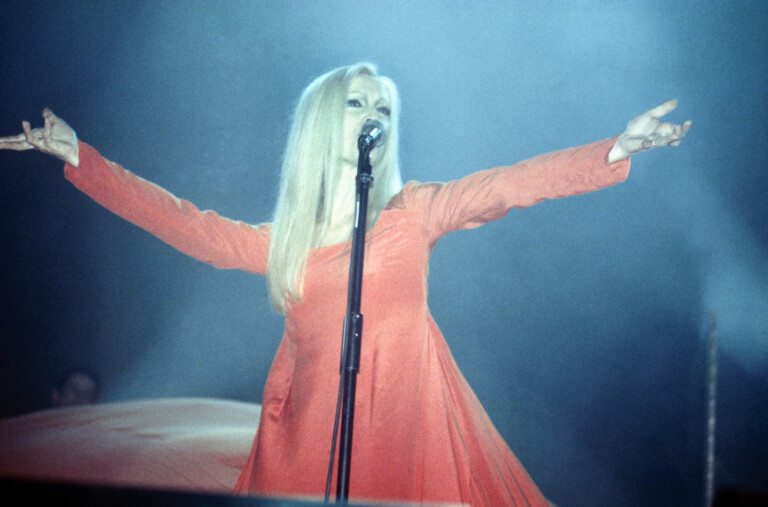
[316,163,356,247]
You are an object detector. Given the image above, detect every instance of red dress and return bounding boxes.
[65,139,629,505]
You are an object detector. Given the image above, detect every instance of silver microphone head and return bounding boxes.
[358,120,387,149]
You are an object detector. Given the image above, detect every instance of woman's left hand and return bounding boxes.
[608,99,691,163]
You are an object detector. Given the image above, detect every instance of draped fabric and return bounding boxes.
[64,139,629,505]
[0,399,259,493]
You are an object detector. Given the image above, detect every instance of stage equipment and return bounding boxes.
[325,120,385,503]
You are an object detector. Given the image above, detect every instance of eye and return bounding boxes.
[346,99,362,107]
[377,106,391,117]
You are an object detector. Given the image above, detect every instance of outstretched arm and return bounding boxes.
[0,108,79,166]
[405,101,691,242]
[1,108,269,275]
[608,99,691,163]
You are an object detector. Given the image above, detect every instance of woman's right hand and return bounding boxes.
[0,108,79,167]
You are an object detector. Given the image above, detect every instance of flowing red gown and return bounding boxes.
[65,138,629,505]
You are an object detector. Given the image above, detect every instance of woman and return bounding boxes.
[0,63,689,505]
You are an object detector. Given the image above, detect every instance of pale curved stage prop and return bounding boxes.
[0,398,260,494]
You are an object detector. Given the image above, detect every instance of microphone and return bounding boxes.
[358,120,386,150]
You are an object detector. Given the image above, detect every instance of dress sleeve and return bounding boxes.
[64,142,270,275]
[394,137,630,245]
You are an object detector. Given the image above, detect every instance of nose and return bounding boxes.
[366,104,384,121]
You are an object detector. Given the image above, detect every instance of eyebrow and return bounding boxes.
[347,89,390,104]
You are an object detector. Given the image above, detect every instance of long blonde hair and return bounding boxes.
[267,63,402,314]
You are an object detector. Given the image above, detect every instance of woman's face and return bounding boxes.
[341,74,392,168]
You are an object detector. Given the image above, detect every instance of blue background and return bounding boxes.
[1,1,766,505]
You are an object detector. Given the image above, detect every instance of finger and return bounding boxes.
[0,139,35,150]
[668,120,692,146]
[654,122,676,137]
[42,108,60,131]
[647,99,678,119]
[22,120,44,149]
[681,119,692,136]
[43,110,53,145]
[22,120,34,141]
[43,108,65,127]
[653,134,674,147]
[0,132,34,150]
[0,133,28,143]
[667,125,683,146]
[43,108,69,144]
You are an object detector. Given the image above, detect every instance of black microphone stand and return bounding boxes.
[334,135,376,502]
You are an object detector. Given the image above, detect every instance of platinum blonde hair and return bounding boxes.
[267,63,402,314]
